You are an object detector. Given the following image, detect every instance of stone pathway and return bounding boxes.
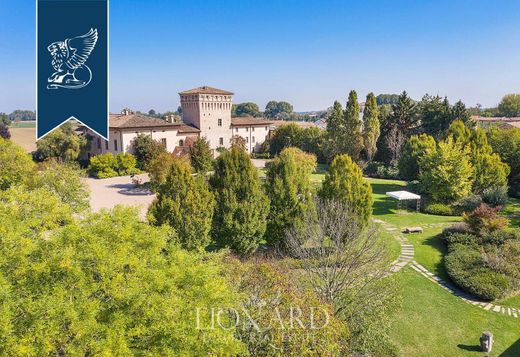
[374,218,519,318]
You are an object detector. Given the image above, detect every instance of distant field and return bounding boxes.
[9,127,36,152]
[10,120,36,128]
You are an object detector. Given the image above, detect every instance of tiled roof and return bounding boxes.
[179,86,234,95]
[472,115,520,122]
[109,113,199,133]
[231,117,274,126]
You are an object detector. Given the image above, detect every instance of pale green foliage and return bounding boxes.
[147,151,175,189]
[210,145,269,255]
[31,160,90,213]
[319,154,373,226]
[419,137,474,202]
[131,133,167,170]
[469,128,509,192]
[149,158,215,251]
[0,206,245,355]
[88,153,139,178]
[398,134,436,181]
[362,93,380,162]
[35,123,87,162]
[487,127,520,183]
[446,119,471,145]
[0,138,35,190]
[265,147,317,247]
[189,137,213,173]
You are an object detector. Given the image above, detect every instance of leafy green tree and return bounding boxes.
[319,154,373,226]
[487,127,520,183]
[451,100,472,126]
[189,137,213,173]
[376,94,400,105]
[35,122,88,162]
[267,123,303,156]
[498,94,520,117]
[265,147,317,247]
[232,102,261,117]
[419,137,474,202]
[264,101,293,119]
[325,101,345,160]
[0,138,35,190]
[0,113,10,126]
[362,93,380,162]
[149,158,215,251]
[0,205,245,355]
[147,152,175,190]
[398,134,436,181]
[210,145,269,255]
[0,123,11,140]
[131,133,167,170]
[344,90,363,160]
[469,129,509,193]
[32,160,90,213]
[88,153,118,178]
[418,94,452,139]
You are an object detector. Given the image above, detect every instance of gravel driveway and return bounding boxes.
[86,173,155,219]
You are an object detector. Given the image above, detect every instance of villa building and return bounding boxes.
[84,86,275,158]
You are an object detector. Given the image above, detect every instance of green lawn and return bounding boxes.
[502,197,520,228]
[390,269,520,357]
[9,120,36,128]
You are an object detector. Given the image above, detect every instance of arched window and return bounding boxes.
[179,139,184,146]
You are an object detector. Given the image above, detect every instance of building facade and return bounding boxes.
[84,86,275,158]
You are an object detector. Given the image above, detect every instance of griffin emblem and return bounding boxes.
[47,28,98,89]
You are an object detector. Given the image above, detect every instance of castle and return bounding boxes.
[84,86,274,159]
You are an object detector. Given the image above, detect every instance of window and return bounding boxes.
[252,136,255,143]
[246,127,249,132]
[114,140,118,151]
[97,138,101,149]
[161,138,167,147]
[265,126,268,130]
[219,137,224,146]
[105,140,109,150]
[179,139,184,146]
[218,118,222,127]
[235,127,238,132]
[252,127,255,132]
[246,137,249,143]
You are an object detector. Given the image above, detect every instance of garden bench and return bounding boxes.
[403,226,423,234]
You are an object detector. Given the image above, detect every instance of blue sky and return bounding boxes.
[1,0,519,113]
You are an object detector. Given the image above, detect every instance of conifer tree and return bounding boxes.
[149,158,215,251]
[265,147,317,247]
[325,101,344,160]
[398,134,436,181]
[344,90,363,160]
[446,119,471,145]
[190,137,213,173]
[319,154,373,227]
[362,93,380,163]
[210,145,269,255]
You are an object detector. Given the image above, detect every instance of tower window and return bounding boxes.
[219,137,224,146]
[246,127,249,132]
[252,127,255,132]
[252,136,255,143]
[218,118,222,127]
[246,137,249,143]
[105,140,108,150]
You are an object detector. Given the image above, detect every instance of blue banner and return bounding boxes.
[37,0,108,139]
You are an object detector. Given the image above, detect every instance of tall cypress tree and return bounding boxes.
[344,90,363,160]
[325,101,344,161]
[149,158,215,251]
[265,147,317,247]
[210,145,269,255]
[362,93,380,163]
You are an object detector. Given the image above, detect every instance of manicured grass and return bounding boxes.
[498,294,520,310]
[379,227,401,262]
[390,269,520,357]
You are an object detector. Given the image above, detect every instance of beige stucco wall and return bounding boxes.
[181,94,233,150]
[232,124,270,153]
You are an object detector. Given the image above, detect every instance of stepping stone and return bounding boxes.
[493,305,501,312]
[484,304,493,311]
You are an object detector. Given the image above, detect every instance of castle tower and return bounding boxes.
[179,86,234,150]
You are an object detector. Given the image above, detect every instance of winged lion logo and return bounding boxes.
[47,28,98,90]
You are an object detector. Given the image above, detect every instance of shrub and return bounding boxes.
[365,161,399,179]
[423,203,454,216]
[115,153,140,175]
[445,243,510,300]
[88,153,140,178]
[398,134,436,181]
[482,185,509,207]
[147,151,175,189]
[88,153,118,178]
[443,232,481,247]
[452,194,482,214]
[442,222,471,237]
[463,203,508,235]
[0,122,10,139]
